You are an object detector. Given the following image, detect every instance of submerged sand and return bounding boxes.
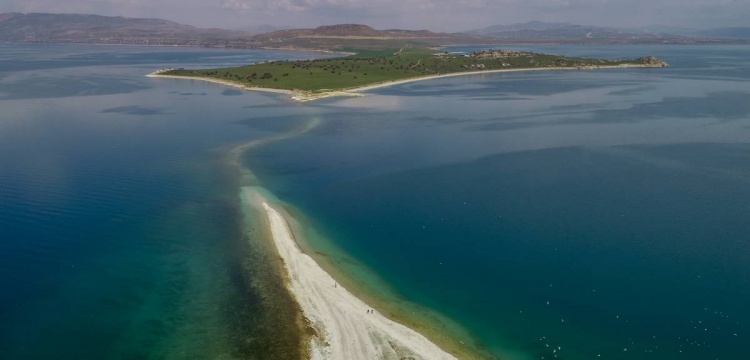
[241,187,457,360]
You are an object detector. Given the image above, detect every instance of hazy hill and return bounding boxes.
[0,14,475,48]
[0,12,251,44]
[642,25,750,39]
[236,24,291,35]
[5,12,744,49]
[694,27,750,39]
[249,23,484,49]
[469,21,750,43]
[467,21,673,40]
[253,24,450,40]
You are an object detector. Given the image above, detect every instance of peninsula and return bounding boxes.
[149,48,669,102]
[240,189,462,360]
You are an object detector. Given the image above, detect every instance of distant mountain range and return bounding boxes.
[235,24,291,35]
[467,21,665,40]
[0,12,254,46]
[691,27,750,39]
[1,13,748,49]
[0,13,470,48]
[254,24,447,40]
[467,21,750,41]
[254,23,486,50]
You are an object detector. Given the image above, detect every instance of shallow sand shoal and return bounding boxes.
[241,187,457,360]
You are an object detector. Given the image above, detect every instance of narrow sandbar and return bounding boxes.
[241,187,458,360]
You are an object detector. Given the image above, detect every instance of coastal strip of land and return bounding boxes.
[149,48,668,102]
[149,62,666,103]
[147,72,296,97]
[240,187,458,360]
[147,71,363,102]
[339,63,666,92]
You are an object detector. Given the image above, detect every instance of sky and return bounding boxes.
[0,0,747,31]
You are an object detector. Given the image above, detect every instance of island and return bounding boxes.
[149,48,669,102]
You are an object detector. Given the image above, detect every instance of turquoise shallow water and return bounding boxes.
[2,43,750,360]
[244,45,750,359]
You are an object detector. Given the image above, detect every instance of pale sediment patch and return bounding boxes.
[241,187,458,360]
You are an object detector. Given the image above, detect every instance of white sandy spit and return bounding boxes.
[241,188,457,360]
[147,71,295,95]
[147,70,361,102]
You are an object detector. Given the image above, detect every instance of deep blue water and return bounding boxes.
[0,44,332,359]
[2,43,749,360]
[244,45,750,359]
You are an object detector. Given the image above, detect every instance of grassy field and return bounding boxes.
[162,48,662,93]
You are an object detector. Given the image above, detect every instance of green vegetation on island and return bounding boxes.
[158,48,668,96]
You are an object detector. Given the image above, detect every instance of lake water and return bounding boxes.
[1,43,749,360]
[0,44,332,360]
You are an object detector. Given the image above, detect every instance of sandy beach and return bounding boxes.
[241,187,458,360]
[148,63,663,103]
[347,63,662,92]
[147,71,297,95]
